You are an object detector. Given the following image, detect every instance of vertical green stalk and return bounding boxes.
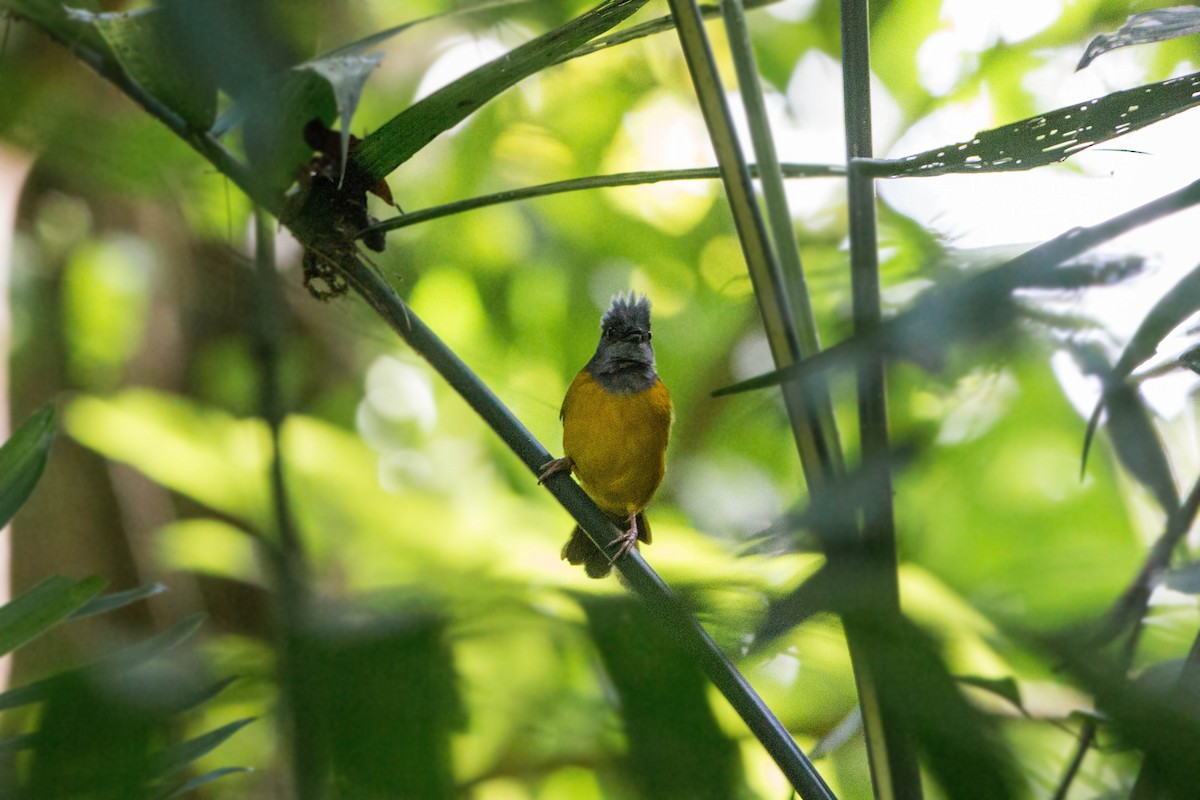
[665,0,839,492]
[253,209,317,798]
[718,0,843,476]
[839,1,922,797]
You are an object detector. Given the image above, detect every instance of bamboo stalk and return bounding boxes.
[838,1,922,797]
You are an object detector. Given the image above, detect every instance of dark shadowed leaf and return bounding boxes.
[0,403,56,530]
[159,767,254,799]
[758,563,1019,799]
[352,0,650,181]
[1078,7,1200,70]
[290,608,462,796]
[26,671,159,798]
[0,613,206,712]
[583,597,743,799]
[70,582,166,619]
[0,575,106,657]
[1082,262,1200,473]
[1102,381,1179,515]
[1056,638,1200,799]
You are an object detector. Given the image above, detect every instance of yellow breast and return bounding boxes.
[560,369,673,517]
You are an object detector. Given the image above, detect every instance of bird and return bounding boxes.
[538,292,674,578]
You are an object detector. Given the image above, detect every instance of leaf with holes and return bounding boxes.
[872,71,1200,177]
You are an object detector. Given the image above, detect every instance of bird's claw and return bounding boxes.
[538,456,573,485]
[607,528,639,561]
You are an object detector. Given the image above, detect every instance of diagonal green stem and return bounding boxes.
[334,253,837,800]
[21,7,836,795]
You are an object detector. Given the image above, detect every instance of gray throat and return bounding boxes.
[588,361,657,394]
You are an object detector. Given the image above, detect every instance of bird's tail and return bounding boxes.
[560,513,650,579]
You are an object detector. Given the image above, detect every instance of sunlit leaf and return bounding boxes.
[65,392,271,528]
[957,675,1025,714]
[353,0,651,181]
[152,717,256,778]
[0,403,56,530]
[1078,7,1200,71]
[809,706,862,759]
[0,575,106,657]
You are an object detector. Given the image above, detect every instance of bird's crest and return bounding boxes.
[600,292,651,333]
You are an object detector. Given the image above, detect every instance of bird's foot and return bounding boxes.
[537,456,573,485]
[607,514,641,561]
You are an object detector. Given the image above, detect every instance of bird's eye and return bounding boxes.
[604,327,616,341]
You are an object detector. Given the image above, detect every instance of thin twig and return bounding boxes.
[361,163,845,235]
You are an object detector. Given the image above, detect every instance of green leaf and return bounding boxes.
[2,0,105,50]
[583,597,743,799]
[353,0,650,181]
[0,613,206,712]
[0,403,57,530]
[160,767,254,799]
[0,575,106,658]
[291,611,461,795]
[809,707,863,759]
[1101,380,1179,515]
[1078,7,1200,71]
[957,675,1026,714]
[70,582,166,619]
[64,391,271,528]
[1082,261,1200,474]
[65,7,216,129]
[152,717,256,778]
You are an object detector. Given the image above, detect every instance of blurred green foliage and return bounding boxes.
[2,0,1200,797]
